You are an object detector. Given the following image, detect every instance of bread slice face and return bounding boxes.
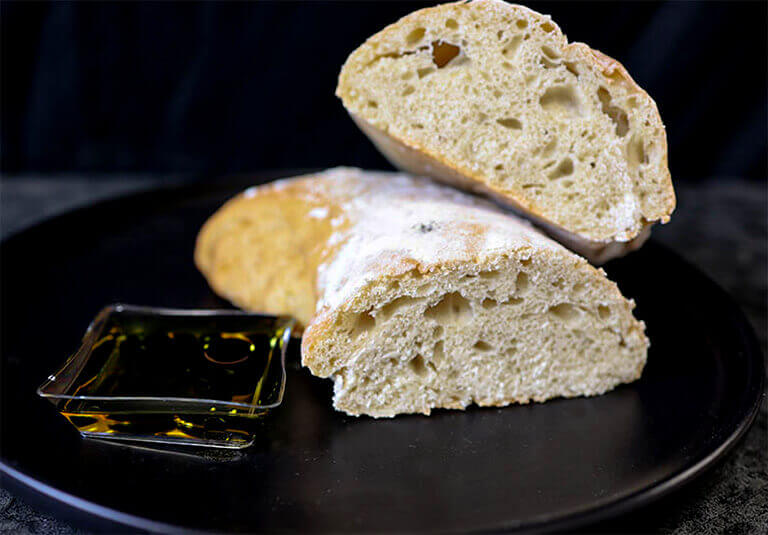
[336,0,675,263]
[196,168,648,417]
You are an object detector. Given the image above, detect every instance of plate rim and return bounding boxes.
[1,177,764,533]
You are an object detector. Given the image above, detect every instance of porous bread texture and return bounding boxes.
[336,0,676,263]
[195,168,648,417]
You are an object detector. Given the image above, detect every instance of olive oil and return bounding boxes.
[39,306,293,449]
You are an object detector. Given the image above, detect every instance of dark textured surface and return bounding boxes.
[0,176,765,534]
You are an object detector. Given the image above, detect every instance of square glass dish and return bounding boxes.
[37,304,294,449]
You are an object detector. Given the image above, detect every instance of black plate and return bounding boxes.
[0,175,763,533]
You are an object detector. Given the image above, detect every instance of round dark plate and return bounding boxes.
[0,175,763,533]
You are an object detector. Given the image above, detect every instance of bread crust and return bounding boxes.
[337,0,676,263]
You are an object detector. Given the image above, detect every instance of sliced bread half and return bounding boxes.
[337,0,675,263]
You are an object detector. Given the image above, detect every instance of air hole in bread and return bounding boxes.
[598,305,611,320]
[367,100,378,108]
[502,35,523,59]
[354,311,376,336]
[540,21,555,33]
[548,157,574,180]
[431,40,461,68]
[540,56,560,69]
[481,298,497,309]
[479,270,501,280]
[432,340,445,363]
[406,27,426,45]
[549,303,580,323]
[540,85,582,116]
[445,18,459,30]
[417,66,436,79]
[597,87,629,137]
[626,135,647,171]
[493,89,503,98]
[515,271,530,294]
[516,19,528,29]
[402,85,415,96]
[408,354,433,377]
[541,45,561,60]
[474,340,493,351]
[425,292,472,324]
[433,325,444,338]
[565,61,579,77]
[496,117,522,130]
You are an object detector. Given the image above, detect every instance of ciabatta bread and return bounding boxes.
[336,0,675,263]
[195,168,648,417]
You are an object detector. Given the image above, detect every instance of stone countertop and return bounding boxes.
[1,175,765,534]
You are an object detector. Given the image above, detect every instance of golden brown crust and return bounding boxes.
[195,176,346,327]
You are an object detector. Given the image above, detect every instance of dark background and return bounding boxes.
[1,0,766,182]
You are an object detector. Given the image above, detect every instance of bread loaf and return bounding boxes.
[336,0,675,263]
[195,168,648,417]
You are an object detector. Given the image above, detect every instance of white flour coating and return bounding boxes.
[308,168,563,312]
[242,186,259,198]
[308,207,329,219]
